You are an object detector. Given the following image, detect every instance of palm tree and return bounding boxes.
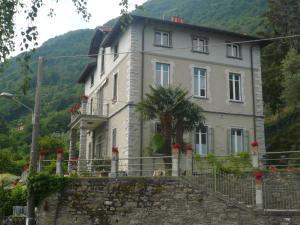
[174,100,205,146]
[137,85,204,156]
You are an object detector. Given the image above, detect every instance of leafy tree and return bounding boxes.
[137,86,204,155]
[38,135,65,151]
[0,150,20,174]
[281,49,300,106]
[265,0,300,49]
[261,0,300,113]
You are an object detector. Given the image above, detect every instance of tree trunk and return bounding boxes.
[160,114,173,156]
[175,120,184,146]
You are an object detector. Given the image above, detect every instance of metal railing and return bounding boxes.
[41,155,173,177]
[70,101,109,123]
[187,165,255,207]
[39,153,300,211]
[12,206,26,217]
[118,156,173,176]
[259,151,300,168]
[262,172,300,211]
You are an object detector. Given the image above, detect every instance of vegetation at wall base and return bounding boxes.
[0,185,27,217]
[194,152,253,175]
[27,172,68,205]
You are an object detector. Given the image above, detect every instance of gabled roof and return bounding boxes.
[78,62,97,83]
[88,28,105,57]
[101,15,269,48]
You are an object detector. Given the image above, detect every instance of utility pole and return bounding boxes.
[26,56,44,225]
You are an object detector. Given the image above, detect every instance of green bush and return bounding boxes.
[0,185,27,217]
[27,173,68,205]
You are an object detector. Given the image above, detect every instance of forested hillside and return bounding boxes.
[133,0,267,35]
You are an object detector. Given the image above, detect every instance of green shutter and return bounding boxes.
[208,127,214,153]
[227,128,232,155]
[243,129,249,152]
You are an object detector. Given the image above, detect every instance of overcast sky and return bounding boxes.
[13,0,147,56]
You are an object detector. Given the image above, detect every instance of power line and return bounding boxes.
[45,34,300,60]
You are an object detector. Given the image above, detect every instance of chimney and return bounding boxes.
[171,16,184,24]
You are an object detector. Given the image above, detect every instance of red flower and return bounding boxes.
[55,148,64,154]
[255,171,263,180]
[251,141,258,147]
[186,146,193,151]
[287,166,296,173]
[172,143,181,148]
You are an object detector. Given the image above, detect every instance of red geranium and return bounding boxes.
[255,171,263,180]
[251,141,258,147]
[172,143,181,148]
[186,146,193,151]
[55,148,64,154]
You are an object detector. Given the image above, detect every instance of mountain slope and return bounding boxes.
[133,0,267,35]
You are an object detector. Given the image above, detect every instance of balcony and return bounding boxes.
[69,100,108,130]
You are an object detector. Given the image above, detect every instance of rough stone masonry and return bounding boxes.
[36,177,300,225]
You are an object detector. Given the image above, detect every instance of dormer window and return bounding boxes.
[192,36,208,54]
[113,43,119,60]
[227,43,242,59]
[154,31,171,47]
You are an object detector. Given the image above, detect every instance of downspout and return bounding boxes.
[250,45,257,141]
[140,22,146,175]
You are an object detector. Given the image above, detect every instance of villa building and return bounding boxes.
[68,15,266,172]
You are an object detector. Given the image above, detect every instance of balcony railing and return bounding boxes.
[70,101,109,123]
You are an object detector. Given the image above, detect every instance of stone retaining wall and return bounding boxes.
[36,177,300,225]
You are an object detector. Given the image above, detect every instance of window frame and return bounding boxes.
[112,128,117,147]
[112,73,118,102]
[90,73,94,87]
[193,67,207,98]
[226,43,242,59]
[113,43,119,60]
[155,62,170,87]
[231,128,244,153]
[229,72,242,102]
[100,48,105,75]
[195,126,208,156]
[154,30,172,48]
[192,36,209,54]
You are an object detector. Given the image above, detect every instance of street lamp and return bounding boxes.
[0,92,33,113]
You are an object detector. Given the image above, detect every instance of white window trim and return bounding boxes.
[156,63,170,87]
[193,67,207,98]
[112,73,118,102]
[225,69,245,104]
[227,43,242,59]
[229,73,242,101]
[231,128,244,154]
[190,65,211,101]
[154,30,171,47]
[152,59,174,86]
[192,36,209,54]
[195,125,208,156]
